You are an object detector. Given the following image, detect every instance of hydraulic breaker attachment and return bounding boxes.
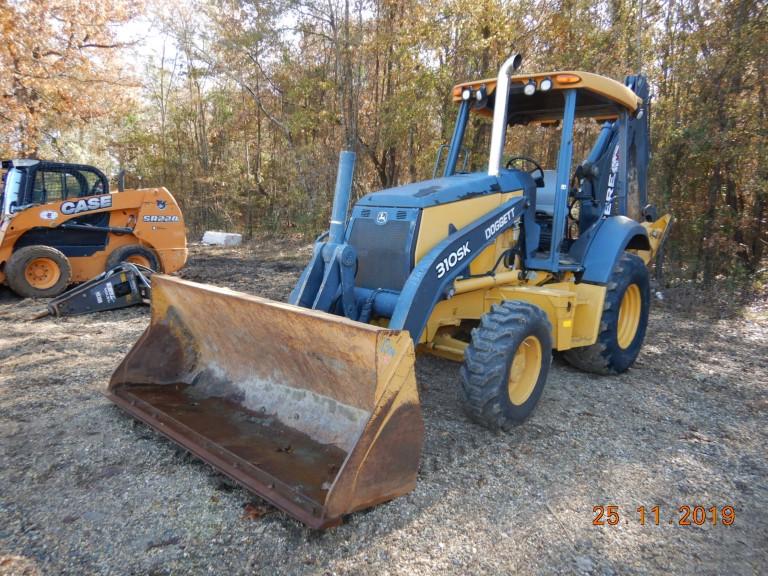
[107,275,422,528]
[44,263,152,318]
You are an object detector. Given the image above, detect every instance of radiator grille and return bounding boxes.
[348,218,412,291]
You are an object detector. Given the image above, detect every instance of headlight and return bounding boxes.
[540,77,552,92]
[523,79,537,96]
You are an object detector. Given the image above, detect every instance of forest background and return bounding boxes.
[1,0,765,288]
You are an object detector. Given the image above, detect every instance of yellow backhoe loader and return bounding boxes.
[108,54,671,528]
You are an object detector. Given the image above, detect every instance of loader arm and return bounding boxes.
[389,195,526,339]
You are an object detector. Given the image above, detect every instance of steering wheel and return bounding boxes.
[505,156,545,187]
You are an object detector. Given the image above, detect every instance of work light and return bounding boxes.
[540,77,553,92]
[523,79,537,96]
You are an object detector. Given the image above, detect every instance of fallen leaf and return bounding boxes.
[242,502,272,520]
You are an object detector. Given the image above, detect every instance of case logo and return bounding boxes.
[40,210,59,220]
[376,211,388,225]
[61,195,112,215]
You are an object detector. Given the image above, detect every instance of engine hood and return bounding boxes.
[357,170,532,209]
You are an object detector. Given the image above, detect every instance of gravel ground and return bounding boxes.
[1,241,766,575]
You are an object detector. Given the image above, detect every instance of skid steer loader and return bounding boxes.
[109,54,671,528]
[0,160,187,298]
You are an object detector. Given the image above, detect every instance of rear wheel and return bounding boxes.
[106,244,160,272]
[563,252,650,374]
[6,245,72,298]
[461,301,552,431]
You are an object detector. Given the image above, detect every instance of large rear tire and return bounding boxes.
[6,245,72,298]
[106,244,160,272]
[461,301,552,431]
[563,252,650,374]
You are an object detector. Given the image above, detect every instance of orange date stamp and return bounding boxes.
[593,505,736,526]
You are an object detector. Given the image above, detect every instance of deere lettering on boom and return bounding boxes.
[108,54,671,528]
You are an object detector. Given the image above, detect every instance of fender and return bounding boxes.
[571,215,650,284]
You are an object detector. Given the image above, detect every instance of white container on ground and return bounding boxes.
[201,231,243,247]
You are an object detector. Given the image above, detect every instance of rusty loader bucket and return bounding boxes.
[108,275,423,528]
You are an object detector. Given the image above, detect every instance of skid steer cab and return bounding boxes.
[0,159,187,298]
[109,53,671,528]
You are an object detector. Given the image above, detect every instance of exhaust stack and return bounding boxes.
[328,150,355,244]
[487,53,523,177]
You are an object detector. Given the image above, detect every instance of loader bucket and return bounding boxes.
[108,275,423,528]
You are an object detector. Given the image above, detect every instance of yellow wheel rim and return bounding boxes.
[617,284,641,349]
[507,335,542,405]
[25,257,61,290]
[125,254,151,268]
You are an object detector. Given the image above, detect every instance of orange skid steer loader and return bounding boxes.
[0,160,187,298]
[109,54,671,528]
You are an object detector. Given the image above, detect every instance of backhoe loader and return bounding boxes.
[0,160,187,297]
[109,54,671,528]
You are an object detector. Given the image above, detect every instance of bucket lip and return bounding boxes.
[152,274,401,335]
[105,386,343,530]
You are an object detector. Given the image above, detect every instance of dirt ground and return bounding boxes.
[1,241,766,575]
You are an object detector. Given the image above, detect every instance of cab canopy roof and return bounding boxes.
[452,71,641,124]
[2,159,40,169]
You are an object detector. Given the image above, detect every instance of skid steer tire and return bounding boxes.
[461,301,552,431]
[106,244,160,272]
[6,245,72,298]
[563,252,649,375]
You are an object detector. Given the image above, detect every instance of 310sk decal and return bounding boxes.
[435,242,471,279]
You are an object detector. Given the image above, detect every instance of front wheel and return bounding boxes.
[6,245,72,298]
[563,252,650,374]
[461,301,552,431]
